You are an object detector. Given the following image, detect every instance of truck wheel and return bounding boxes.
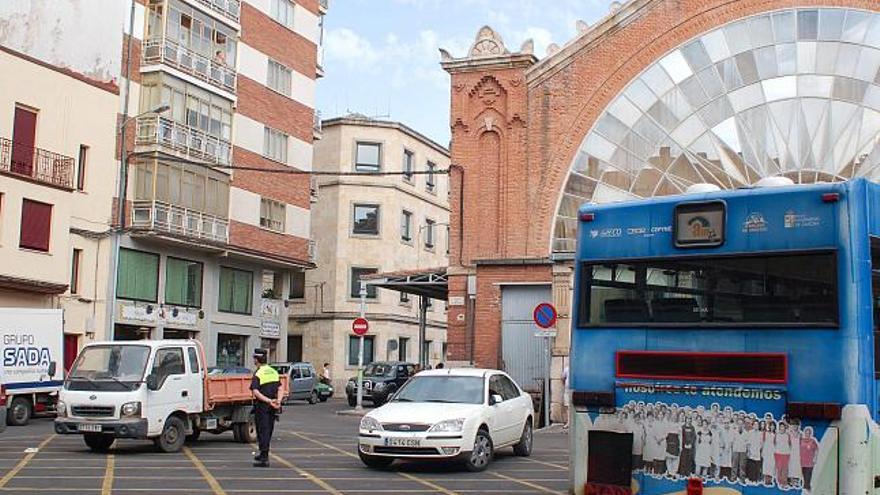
[234,419,257,443]
[83,433,115,453]
[154,416,186,453]
[308,390,318,404]
[7,397,32,426]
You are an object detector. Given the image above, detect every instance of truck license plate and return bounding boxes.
[77,424,102,433]
[384,437,420,447]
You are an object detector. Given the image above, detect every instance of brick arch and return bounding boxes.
[531,0,880,253]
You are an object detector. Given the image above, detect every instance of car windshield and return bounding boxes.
[364,363,395,377]
[67,345,150,391]
[392,376,484,404]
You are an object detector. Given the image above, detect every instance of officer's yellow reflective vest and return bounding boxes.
[255,365,280,385]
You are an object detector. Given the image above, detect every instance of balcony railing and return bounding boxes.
[194,0,240,23]
[143,38,236,94]
[0,137,74,189]
[136,115,232,165]
[131,200,229,243]
[313,110,322,135]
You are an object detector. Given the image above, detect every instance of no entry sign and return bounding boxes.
[352,317,369,336]
[533,303,557,329]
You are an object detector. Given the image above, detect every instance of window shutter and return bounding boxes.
[20,199,52,251]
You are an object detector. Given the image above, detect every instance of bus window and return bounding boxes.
[579,251,838,327]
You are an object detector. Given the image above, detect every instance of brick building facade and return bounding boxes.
[442,0,880,421]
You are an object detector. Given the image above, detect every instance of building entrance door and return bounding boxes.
[287,335,302,362]
[501,285,552,394]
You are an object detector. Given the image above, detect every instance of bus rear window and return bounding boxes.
[579,251,838,327]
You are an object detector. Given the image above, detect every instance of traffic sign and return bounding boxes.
[352,317,369,336]
[534,330,558,338]
[533,303,557,329]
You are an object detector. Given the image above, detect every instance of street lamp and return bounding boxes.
[107,103,171,342]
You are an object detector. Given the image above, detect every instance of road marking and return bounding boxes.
[101,454,115,495]
[491,472,566,494]
[286,430,461,495]
[183,447,227,495]
[267,452,343,495]
[0,434,55,488]
[514,457,568,470]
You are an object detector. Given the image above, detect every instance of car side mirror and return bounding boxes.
[489,394,503,406]
[47,361,57,378]
[146,374,159,391]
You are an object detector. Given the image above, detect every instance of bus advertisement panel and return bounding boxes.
[569,180,880,495]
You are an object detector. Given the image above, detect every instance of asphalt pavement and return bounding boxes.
[0,399,570,494]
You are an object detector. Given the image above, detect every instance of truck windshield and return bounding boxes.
[67,345,151,391]
[392,376,484,404]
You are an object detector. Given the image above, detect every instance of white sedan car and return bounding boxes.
[357,368,534,471]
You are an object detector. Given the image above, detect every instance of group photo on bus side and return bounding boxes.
[594,401,821,492]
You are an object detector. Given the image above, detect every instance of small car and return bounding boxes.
[315,381,334,402]
[272,362,321,404]
[357,368,534,472]
[345,361,416,407]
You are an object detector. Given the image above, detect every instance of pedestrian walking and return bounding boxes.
[250,349,281,467]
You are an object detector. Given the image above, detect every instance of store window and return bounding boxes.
[218,267,253,314]
[117,248,159,302]
[216,334,247,368]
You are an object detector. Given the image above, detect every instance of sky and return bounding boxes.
[316,0,614,147]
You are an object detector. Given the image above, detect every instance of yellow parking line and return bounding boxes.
[183,447,227,495]
[101,454,115,495]
[0,434,55,488]
[286,431,461,495]
[491,472,566,494]
[516,457,568,470]
[267,452,343,495]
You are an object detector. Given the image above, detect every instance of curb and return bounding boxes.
[336,408,368,417]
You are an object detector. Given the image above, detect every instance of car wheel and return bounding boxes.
[84,433,115,453]
[7,397,32,426]
[154,416,186,453]
[359,450,394,468]
[512,419,533,457]
[308,390,319,404]
[464,428,493,472]
[347,395,357,407]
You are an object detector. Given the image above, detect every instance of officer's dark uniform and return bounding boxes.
[250,351,280,467]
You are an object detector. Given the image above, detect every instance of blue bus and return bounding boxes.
[569,179,880,495]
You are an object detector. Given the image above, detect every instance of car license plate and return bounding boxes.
[77,424,102,433]
[384,437,420,447]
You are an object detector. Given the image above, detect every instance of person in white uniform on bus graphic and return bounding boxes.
[731,419,748,483]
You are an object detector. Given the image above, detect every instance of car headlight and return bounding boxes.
[360,416,383,432]
[56,400,66,417]
[428,418,466,433]
[121,401,141,417]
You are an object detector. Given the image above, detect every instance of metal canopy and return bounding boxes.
[362,267,448,300]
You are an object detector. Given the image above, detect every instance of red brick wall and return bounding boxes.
[240,2,317,79]
[236,75,314,143]
[228,221,310,265]
[232,146,310,209]
[121,34,141,84]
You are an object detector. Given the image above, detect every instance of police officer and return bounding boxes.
[250,349,280,467]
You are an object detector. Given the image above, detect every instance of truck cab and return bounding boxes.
[55,339,281,453]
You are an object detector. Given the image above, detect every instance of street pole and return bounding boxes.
[355,282,366,411]
[544,334,551,428]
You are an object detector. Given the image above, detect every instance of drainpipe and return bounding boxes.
[106,0,137,341]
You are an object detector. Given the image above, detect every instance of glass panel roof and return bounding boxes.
[553,8,880,253]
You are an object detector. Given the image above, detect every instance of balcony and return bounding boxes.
[142,38,236,94]
[0,137,74,190]
[136,115,231,166]
[193,0,240,24]
[313,110,322,138]
[131,200,229,244]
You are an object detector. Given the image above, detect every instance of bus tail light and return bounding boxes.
[572,390,614,412]
[687,478,703,495]
[0,385,5,407]
[786,401,842,421]
[579,212,595,222]
[822,193,840,203]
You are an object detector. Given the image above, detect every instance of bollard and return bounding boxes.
[687,478,703,495]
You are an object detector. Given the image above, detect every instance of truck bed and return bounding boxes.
[205,375,289,408]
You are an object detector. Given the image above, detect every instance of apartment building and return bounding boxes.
[291,116,449,387]
[117,0,325,366]
[0,1,123,370]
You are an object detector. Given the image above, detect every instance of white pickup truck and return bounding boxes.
[54,340,288,453]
